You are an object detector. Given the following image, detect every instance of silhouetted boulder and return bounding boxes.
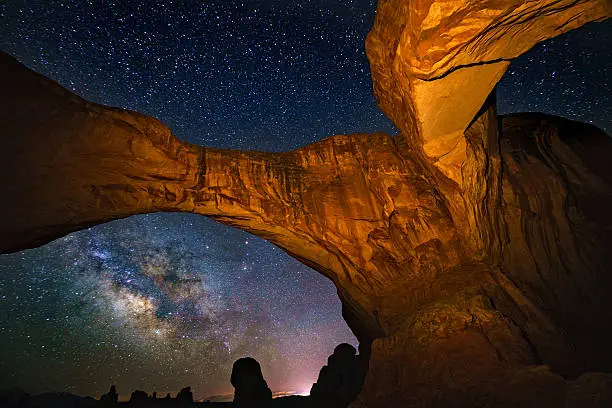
[176,386,193,405]
[100,385,118,405]
[231,357,272,408]
[310,344,365,407]
[129,390,148,405]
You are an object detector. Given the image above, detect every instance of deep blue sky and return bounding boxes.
[0,0,609,401]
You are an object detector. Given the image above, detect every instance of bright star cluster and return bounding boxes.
[0,0,609,402]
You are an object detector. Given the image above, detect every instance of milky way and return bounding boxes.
[0,0,610,401]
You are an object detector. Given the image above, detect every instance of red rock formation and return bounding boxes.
[1,1,612,407]
[367,0,610,183]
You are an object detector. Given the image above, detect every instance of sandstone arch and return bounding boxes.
[1,1,612,407]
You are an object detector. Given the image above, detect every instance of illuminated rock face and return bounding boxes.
[366,0,610,183]
[1,1,612,406]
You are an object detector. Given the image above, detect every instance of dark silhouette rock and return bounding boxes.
[176,386,193,405]
[100,385,118,405]
[129,390,148,405]
[231,357,272,408]
[272,395,312,408]
[310,344,365,407]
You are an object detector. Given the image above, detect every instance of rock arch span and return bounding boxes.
[1,1,611,407]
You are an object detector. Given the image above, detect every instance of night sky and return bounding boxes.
[0,0,610,401]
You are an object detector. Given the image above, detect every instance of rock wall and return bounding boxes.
[1,1,612,406]
[355,111,612,407]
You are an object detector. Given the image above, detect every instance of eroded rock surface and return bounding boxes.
[366,0,610,183]
[1,1,611,407]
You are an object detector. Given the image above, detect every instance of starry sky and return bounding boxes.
[0,0,610,402]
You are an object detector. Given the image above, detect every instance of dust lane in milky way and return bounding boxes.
[0,0,610,400]
[0,214,355,398]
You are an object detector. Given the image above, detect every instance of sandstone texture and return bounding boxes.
[366,0,610,183]
[1,1,612,407]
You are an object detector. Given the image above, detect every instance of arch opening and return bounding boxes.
[497,20,611,134]
[1,2,392,401]
[0,213,359,401]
